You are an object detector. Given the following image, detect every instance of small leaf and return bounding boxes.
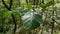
[24,4,32,9]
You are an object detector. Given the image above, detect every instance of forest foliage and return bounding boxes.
[0,0,60,34]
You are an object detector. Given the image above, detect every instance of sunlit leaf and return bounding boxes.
[24,4,32,9]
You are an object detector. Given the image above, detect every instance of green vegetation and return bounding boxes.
[0,0,60,34]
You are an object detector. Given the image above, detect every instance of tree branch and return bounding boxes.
[2,0,9,10]
[2,0,16,34]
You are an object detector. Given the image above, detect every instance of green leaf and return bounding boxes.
[3,11,12,18]
[3,10,20,18]
[12,10,20,15]
[22,12,43,30]
[12,10,21,17]
[24,4,32,9]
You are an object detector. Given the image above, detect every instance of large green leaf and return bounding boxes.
[22,12,43,30]
[3,11,12,18]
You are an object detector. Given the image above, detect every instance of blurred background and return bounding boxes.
[0,0,60,34]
